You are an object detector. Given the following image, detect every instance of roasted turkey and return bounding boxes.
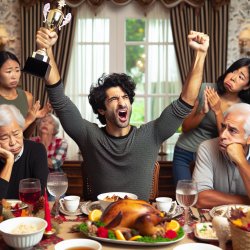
[100,199,166,236]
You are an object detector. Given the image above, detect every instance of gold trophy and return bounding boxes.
[23,0,71,78]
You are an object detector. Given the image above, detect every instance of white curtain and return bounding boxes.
[65,2,110,159]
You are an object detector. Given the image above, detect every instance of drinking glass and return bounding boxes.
[176,180,198,233]
[19,178,41,215]
[47,172,68,217]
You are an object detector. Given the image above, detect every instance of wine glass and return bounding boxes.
[19,178,41,215]
[176,180,198,233]
[47,172,68,217]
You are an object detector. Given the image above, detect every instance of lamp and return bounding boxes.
[239,23,250,56]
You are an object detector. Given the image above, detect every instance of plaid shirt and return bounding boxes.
[31,137,68,171]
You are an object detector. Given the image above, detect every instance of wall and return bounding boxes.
[227,0,250,67]
[0,0,21,59]
[1,0,248,66]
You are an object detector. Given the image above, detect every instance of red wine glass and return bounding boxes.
[19,178,41,215]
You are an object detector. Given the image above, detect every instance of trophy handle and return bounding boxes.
[43,3,50,23]
[59,13,72,30]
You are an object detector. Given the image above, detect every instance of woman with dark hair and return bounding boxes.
[173,57,250,185]
[0,51,50,133]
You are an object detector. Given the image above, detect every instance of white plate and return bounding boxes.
[3,199,28,211]
[59,203,83,216]
[173,243,222,250]
[209,204,250,218]
[194,222,218,241]
[80,201,103,215]
[82,231,185,246]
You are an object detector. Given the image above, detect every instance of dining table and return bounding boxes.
[0,202,233,250]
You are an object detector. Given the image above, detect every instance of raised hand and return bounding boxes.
[187,30,209,53]
[36,27,58,50]
[36,102,52,119]
[205,87,221,114]
[26,101,51,123]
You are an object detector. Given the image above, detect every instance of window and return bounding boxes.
[65,1,181,159]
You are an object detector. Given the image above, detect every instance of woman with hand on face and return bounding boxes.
[173,58,250,185]
[31,113,68,173]
[0,104,48,199]
[0,51,51,135]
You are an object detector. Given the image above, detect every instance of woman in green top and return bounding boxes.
[0,51,50,133]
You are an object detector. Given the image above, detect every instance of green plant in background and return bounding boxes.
[126,19,145,87]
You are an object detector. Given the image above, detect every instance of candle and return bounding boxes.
[44,188,52,232]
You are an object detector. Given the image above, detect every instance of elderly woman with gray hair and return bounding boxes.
[0,104,48,199]
[31,113,68,172]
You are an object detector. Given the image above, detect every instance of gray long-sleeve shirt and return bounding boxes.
[46,81,192,200]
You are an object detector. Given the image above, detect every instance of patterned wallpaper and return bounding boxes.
[0,0,249,67]
[0,0,21,60]
[227,0,250,67]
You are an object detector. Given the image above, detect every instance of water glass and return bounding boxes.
[176,180,198,233]
[47,172,68,217]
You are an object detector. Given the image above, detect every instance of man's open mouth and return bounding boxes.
[118,110,127,122]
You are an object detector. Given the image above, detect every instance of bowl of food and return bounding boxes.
[97,192,138,210]
[0,216,47,249]
[55,239,102,250]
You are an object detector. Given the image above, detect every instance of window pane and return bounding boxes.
[148,45,167,94]
[148,19,168,43]
[168,21,173,43]
[126,45,145,92]
[126,19,145,41]
[147,97,169,120]
[168,45,181,92]
[77,18,109,43]
[131,97,144,125]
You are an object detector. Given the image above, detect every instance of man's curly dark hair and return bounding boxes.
[88,73,136,125]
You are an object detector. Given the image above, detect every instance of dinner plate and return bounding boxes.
[209,204,250,218]
[173,243,222,250]
[59,203,84,216]
[80,201,103,215]
[194,222,218,241]
[3,199,28,211]
[81,231,185,246]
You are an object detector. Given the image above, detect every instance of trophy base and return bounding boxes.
[22,57,51,79]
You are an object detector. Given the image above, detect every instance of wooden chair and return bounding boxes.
[149,161,160,202]
[81,161,95,201]
[81,161,160,202]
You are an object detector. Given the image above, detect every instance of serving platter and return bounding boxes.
[209,204,250,218]
[81,231,185,246]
